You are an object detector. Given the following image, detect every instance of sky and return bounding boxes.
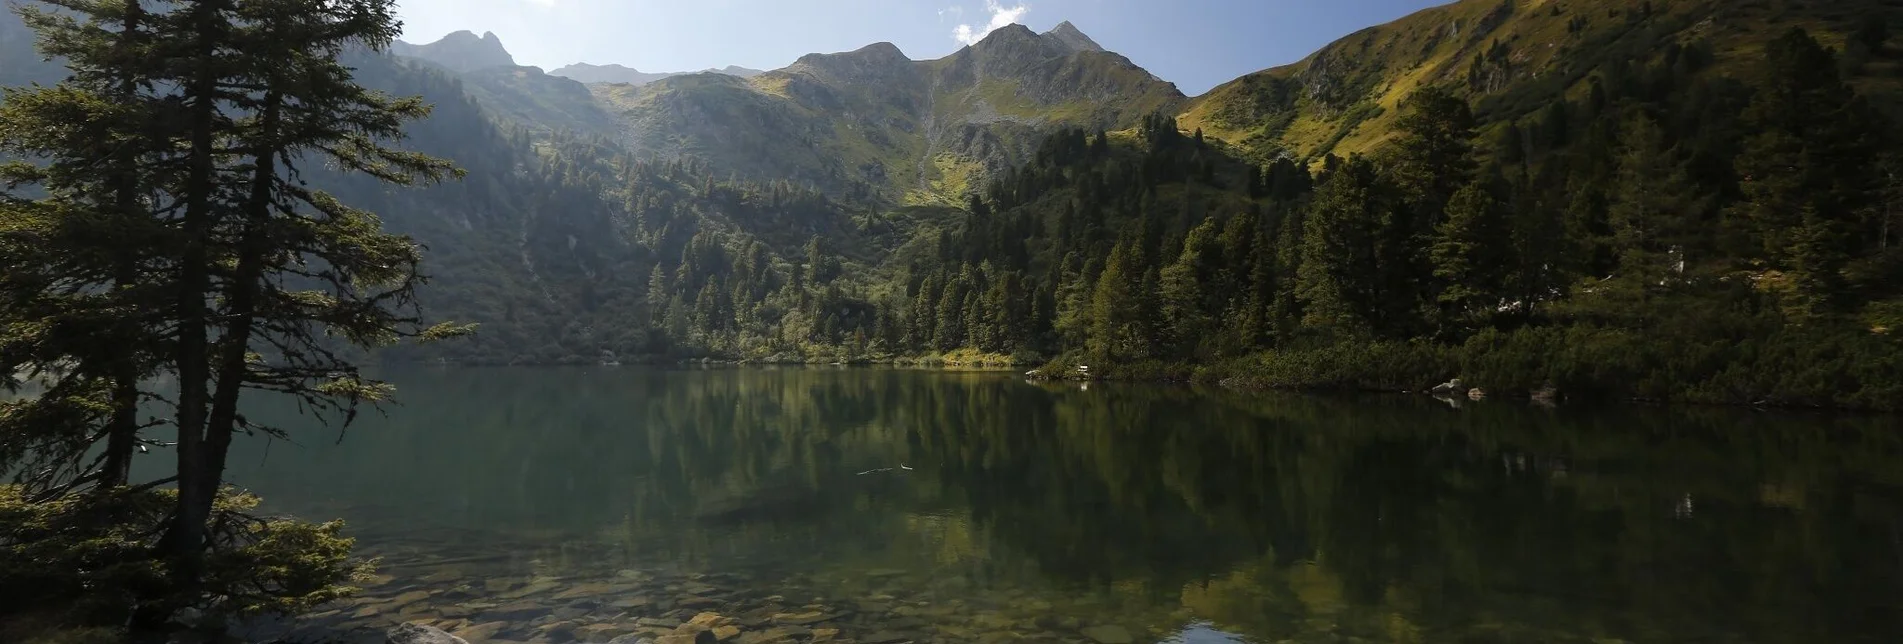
[392,0,1453,95]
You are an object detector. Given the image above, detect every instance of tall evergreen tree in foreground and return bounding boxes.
[1,0,466,627]
[0,0,169,500]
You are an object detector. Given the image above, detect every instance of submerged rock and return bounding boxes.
[1082,624,1134,644]
[387,623,470,644]
[654,631,717,644]
[449,621,509,642]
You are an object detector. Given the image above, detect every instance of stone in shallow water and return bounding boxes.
[735,626,809,643]
[770,611,828,625]
[387,623,470,644]
[809,628,839,642]
[421,569,466,584]
[499,580,562,600]
[710,625,741,641]
[451,621,510,642]
[575,623,633,642]
[479,599,549,621]
[637,617,681,629]
[536,621,579,639]
[554,582,620,601]
[1082,624,1134,644]
[859,630,921,643]
[610,596,653,610]
[654,631,716,644]
[678,596,721,609]
[389,590,434,608]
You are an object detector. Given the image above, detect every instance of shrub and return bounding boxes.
[0,486,371,629]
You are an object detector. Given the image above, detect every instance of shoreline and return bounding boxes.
[388,357,1899,414]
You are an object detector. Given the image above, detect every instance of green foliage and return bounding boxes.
[0,486,367,627]
[0,0,443,630]
[903,26,1903,410]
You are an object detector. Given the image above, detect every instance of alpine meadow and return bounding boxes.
[4,0,1903,642]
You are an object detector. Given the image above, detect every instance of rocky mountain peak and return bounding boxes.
[795,41,909,68]
[786,41,916,85]
[1044,21,1105,53]
[390,29,517,73]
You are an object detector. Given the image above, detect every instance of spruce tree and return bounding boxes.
[1605,113,1699,305]
[1430,176,1509,330]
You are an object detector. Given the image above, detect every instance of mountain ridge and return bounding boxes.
[390,29,515,72]
[589,20,1185,204]
[547,62,764,86]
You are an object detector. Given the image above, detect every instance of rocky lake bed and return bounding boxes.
[252,538,1178,644]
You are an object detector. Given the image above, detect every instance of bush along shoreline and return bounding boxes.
[1024,323,1903,412]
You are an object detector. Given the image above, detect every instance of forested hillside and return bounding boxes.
[1180,0,1903,164]
[7,0,1901,407]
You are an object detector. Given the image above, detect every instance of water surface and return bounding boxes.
[215,367,1903,643]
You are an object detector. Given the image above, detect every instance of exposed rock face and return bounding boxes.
[1044,21,1106,53]
[391,30,517,73]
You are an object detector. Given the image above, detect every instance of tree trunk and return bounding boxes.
[147,1,228,625]
[199,86,280,520]
[99,0,146,492]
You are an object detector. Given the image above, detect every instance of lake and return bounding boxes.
[208,366,1903,644]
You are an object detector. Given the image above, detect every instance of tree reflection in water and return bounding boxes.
[213,366,1903,643]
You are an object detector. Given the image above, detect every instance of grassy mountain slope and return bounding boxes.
[458,65,623,139]
[547,62,763,85]
[1180,0,1903,164]
[593,24,1186,206]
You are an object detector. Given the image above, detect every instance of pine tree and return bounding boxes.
[0,0,169,496]
[1159,218,1220,358]
[1389,86,1478,218]
[1605,113,1699,305]
[1297,159,1382,338]
[1430,176,1510,329]
[1733,29,1882,320]
[1088,240,1144,359]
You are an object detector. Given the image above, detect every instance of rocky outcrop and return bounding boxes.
[1045,21,1106,53]
[1430,378,1465,396]
[390,31,516,73]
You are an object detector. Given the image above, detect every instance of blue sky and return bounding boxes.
[393,0,1452,95]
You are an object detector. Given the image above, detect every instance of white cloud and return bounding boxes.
[523,0,554,6]
[951,0,1028,46]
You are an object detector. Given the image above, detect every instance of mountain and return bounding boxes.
[6,0,1902,384]
[1043,21,1105,53]
[1178,0,1903,164]
[458,65,623,139]
[593,22,1185,204]
[547,62,764,86]
[390,30,516,73]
